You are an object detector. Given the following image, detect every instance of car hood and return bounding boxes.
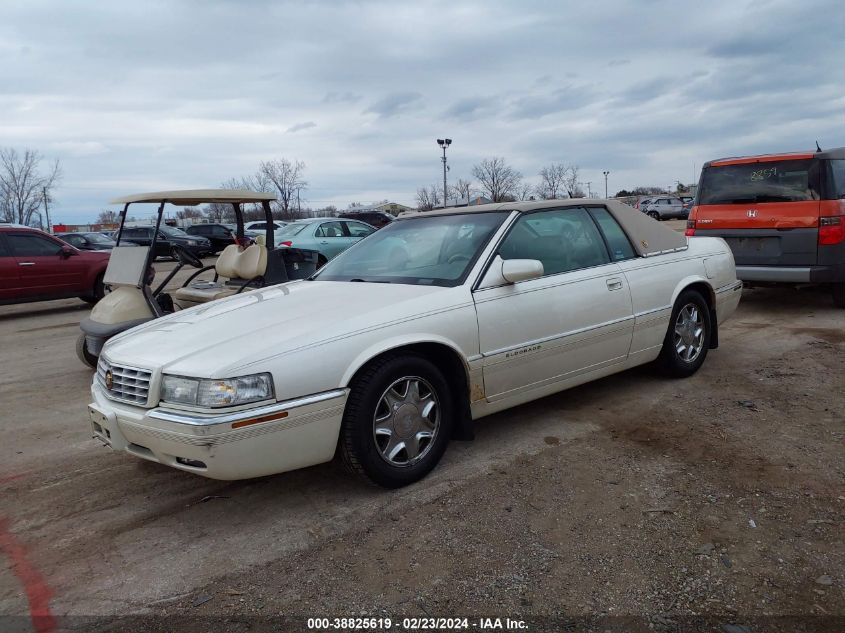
[103,280,451,376]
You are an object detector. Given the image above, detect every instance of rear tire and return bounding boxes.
[657,289,711,378]
[339,354,454,488]
[76,333,98,369]
[81,273,105,304]
[832,283,845,308]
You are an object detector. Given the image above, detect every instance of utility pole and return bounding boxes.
[42,187,52,233]
[602,171,610,198]
[437,138,452,207]
[586,181,593,198]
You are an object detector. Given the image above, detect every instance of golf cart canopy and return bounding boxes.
[110,189,277,206]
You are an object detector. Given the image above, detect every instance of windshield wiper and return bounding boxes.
[348,278,391,283]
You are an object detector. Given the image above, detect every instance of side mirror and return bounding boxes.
[60,245,77,258]
[502,259,544,284]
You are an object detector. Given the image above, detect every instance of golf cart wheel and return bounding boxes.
[339,354,453,488]
[76,333,98,369]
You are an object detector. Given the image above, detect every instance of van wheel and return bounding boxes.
[832,283,845,308]
[76,333,98,369]
[657,290,711,377]
[339,354,453,488]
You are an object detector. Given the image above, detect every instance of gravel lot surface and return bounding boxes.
[1,247,843,633]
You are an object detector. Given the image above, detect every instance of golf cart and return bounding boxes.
[76,189,319,368]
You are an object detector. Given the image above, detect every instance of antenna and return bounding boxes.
[816,140,822,152]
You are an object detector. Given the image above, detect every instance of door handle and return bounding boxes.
[18,262,35,266]
[320,240,329,244]
[606,278,623,291]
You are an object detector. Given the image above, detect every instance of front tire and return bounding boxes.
[657,290,711,377]
[648,211,660,220]
[339,354,454,488]
[76,333,98,369]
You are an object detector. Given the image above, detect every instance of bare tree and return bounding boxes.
[259,159,307,219]
[471,157,522,202]
[562,164,581,198]
[415,185,441,211]
[176,207,204,220]
[450,178,475,202]
[95,209,118,224]
[536,163,569,199]
[0,148,62,225]
[517,182,535,201]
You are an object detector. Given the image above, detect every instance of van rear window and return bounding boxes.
[698,159,818,204]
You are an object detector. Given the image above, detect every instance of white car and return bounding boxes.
[87,200,742,488]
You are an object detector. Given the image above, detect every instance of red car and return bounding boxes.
[0,225,110,305]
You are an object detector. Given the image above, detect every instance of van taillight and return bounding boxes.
[685,219,696,236]
[819,217,845,245]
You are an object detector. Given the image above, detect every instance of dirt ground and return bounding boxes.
[1,253,843,633]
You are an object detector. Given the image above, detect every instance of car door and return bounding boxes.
[6,231,88,298]
[473,206,635,402]
[343,220,375,246]
[314,221,349,258]
[0,234,22,301]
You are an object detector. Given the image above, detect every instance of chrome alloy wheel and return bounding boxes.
[373,376,440,467]
[674,303,705,363]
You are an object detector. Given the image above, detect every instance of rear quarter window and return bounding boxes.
[828,160,845,199]
[589,208,636,261]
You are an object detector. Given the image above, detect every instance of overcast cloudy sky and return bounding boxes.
[2,0,844,223]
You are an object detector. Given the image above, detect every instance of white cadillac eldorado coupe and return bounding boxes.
[88,200,742,488]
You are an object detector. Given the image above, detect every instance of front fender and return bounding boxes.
[340,333,471,387]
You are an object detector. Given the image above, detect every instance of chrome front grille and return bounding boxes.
[97,357,152,406]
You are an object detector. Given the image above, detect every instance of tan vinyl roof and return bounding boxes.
[400,198,687,257]
[110,189,277,205]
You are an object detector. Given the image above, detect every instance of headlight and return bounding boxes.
[187,240,198,246]
[161,373,274,408]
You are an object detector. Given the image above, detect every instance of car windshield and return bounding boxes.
[159,225,190,237]
[85,233,115,244]
[698,159,819,204]
[278,223,309,236]
[314,212,510,287]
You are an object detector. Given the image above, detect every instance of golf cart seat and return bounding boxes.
[173,237,268,309]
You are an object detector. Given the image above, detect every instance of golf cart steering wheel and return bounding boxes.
[171,244,204,269]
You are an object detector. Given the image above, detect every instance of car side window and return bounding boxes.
[344,221,374,237]
[64,235,86,247]
[7,233,64,256]
[315,222,344,238]
[589,208,636,261]
[0,235,9,256]
[250,222,266,231]
[498,207,610,276]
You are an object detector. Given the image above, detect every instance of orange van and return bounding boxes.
[687,147,845,307]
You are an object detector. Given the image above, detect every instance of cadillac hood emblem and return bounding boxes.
[105,370,114,390]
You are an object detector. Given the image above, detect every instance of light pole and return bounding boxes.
[437,138,451,207]
[602,171,610,198]
[586,181,593,198]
